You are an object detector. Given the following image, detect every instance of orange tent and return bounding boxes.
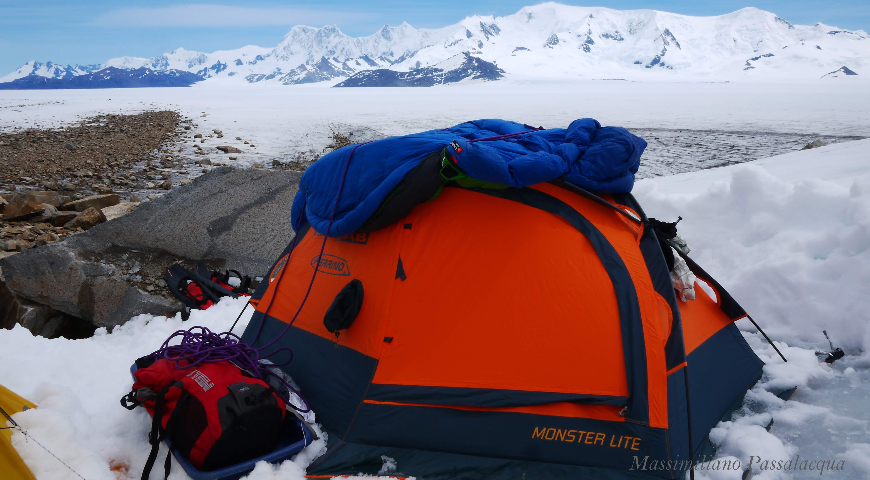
[241,150,765,479]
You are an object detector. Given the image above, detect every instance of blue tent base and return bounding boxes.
[129,364,315,480]
[307,435,663,480]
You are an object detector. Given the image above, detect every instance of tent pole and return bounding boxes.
[683,366,696,480]
[745,315,787,362]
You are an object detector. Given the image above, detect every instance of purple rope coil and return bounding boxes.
[148,326,310,412]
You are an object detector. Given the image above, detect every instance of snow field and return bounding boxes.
[1,80,869,170]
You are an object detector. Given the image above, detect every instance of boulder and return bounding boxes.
[801,139,826,150]
[8,191,62,207]
[0,167,302,328]
[31,203,58,223]
[1,199,44,220]
[101,202,139,221]
[1,239,34,252]
[35,232,60,246]
[216,145,242,154]
[53,211,79,227]
[64,207,107,230]
[0,279,97,338]
[62,193,121,212]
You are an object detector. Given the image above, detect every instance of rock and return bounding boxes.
[180,179,193,186]
[64,207,107,230]
[252,163,264,169]
[249,144,256,147]
[158,179,172,190]
[196,158,212,166]
[64,143,77,151]
[0,251,18,260]
[38,314,69,338]
[53,211,79,227]
[235,137,242,141]
[217,145,242,154]
[2,200,45,221]
[0,285,55,332]
[101,202,139,221]
[2,239,35,252]
[130,194,143,203]
[35,232,60,246]
[272,160,283,167]
[63,193,120,212]
[0,196,7,208]
[194,134,203,138]
[32,203,59,223]
[31,191,62,206]
[229,156,238,161]
[801,139,826,150]
[213,129,223,135]
[0,167,301,329]
[184,125,191,130]
[244,141,249,144]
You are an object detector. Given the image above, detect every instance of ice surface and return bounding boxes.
[1,80,868,173]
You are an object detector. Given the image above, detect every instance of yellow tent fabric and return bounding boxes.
[0,383,37,480]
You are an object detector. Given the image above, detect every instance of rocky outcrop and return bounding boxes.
[0,167,302,329]
[64,206,107,230]
[63,193,120,212]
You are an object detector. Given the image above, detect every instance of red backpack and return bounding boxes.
[121,356,286,479]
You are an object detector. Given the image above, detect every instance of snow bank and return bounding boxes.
[1,298,331,480]
[637,139,870,479]
[635,139,870,355]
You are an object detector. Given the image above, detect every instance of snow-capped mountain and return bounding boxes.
[0,67,203,90]
[3,3,868,88]
[335,53,504,87]
[0,61,102,83]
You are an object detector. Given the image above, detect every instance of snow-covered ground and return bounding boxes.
[635,140,870,479]
[1,80,868,165]
[1,83,869,479]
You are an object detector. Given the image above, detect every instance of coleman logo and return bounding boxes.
[311,254,350,276]
[450,140,463,153]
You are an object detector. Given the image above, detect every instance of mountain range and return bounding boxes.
[2,2,867,88]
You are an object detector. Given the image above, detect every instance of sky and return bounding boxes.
[1,0,868,75]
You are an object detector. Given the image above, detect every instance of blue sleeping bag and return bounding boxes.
[291,118,646,237]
